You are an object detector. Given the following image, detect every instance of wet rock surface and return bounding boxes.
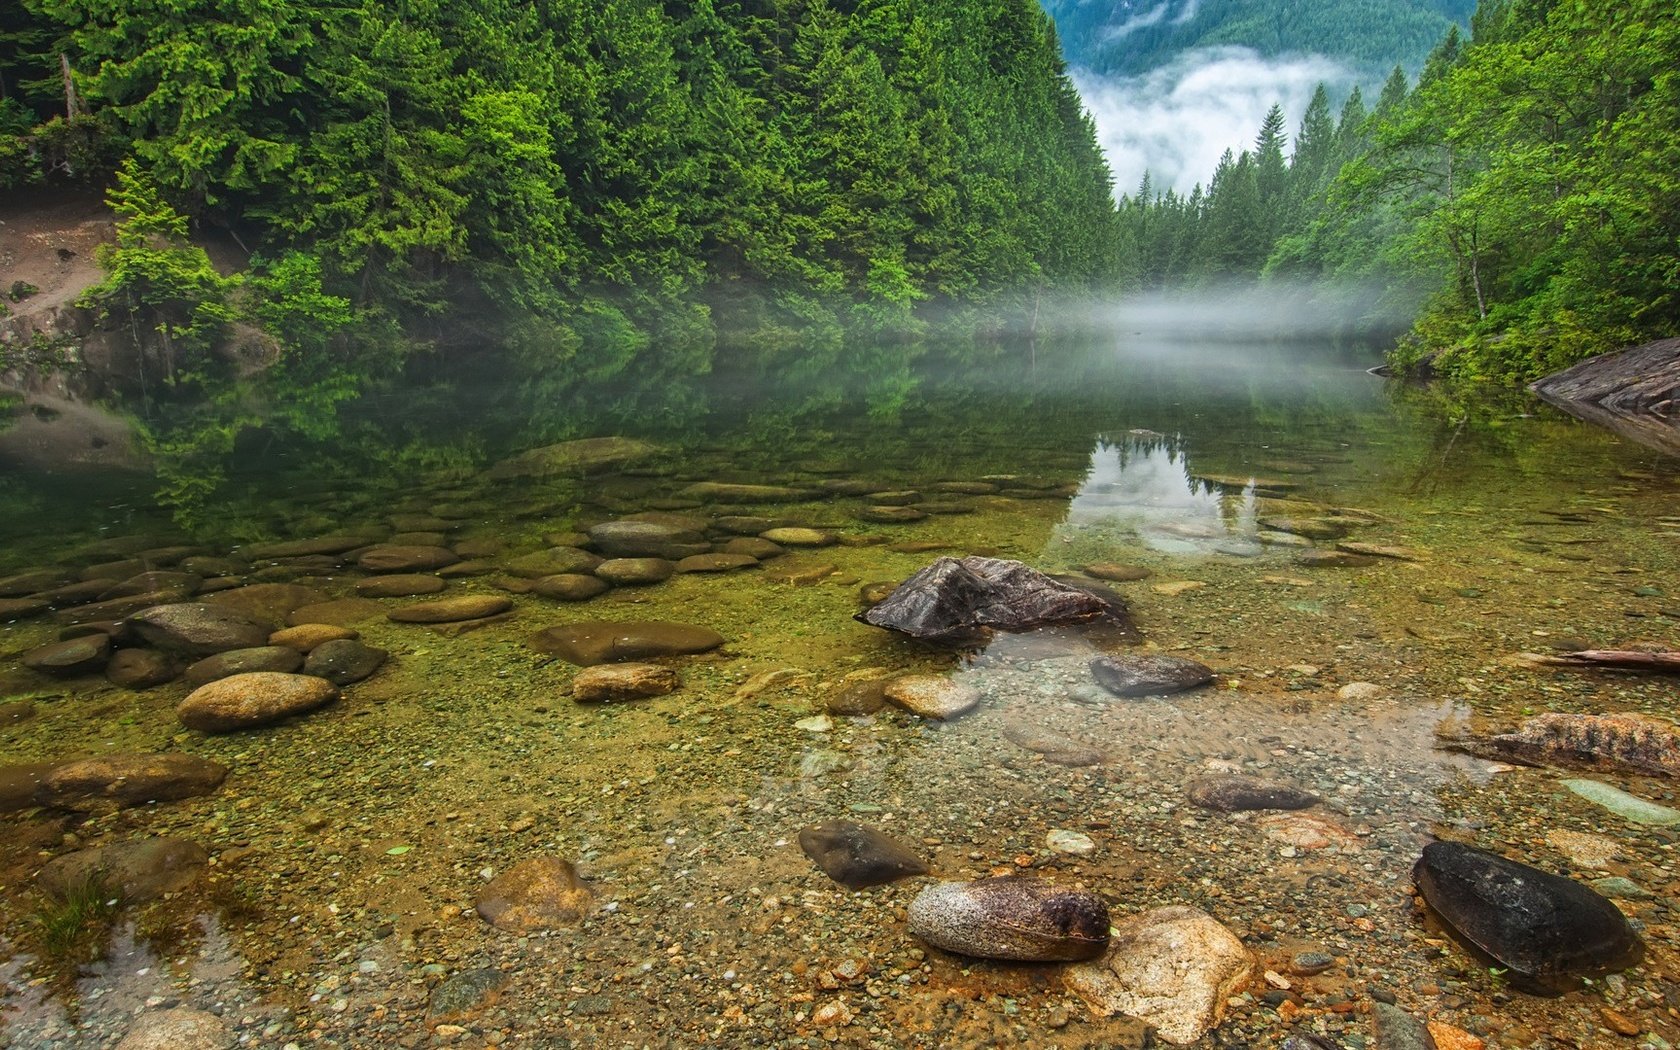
[1090,653,1216,696]
[35,753,228,810]
[38,836,209,902]
[909,877,1109,961]
[571,663,679,703]
[181,645,304,687]
[797,820,928,889]
[1186,774,1321,812]
[22,633,111,676]
[882,674,981,719]
[476,857,594,933]
[387,594,512,623]
[128,603,270,656]
[112,1008,234,1050]
[301,638,387,685]
[1453,711,1680,776]
[529,621,725,665]
[1413,840,1641,978]
[858,556,1113,644]
[177,672,340,733]
[1064,904,1254,1044]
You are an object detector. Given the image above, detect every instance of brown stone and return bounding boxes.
[476,857,594,932]
[0,761,59,812]
[674,553,759,573]
[1083,563,1152,582]
[106,648,177,689]
[356,544,459,573]
[504,547,603,579]
[113,1007,234,1050]
[201,583,327,627]
[268,623,359,652]
[39,837,209,903]
[1000,720,1105,766]
[530,574,609,601]
[37,753,228,810]
[529,621,724,666]
[181,646,304,687]
[826,680,888,716]
[177,672,339,733]
[388,595,513,623]
[0,596,51,620]
[355,574,446,598]
[285,598,385,626]
[572,663,680,703]
[883,674,981,719]
[128,603,270,655]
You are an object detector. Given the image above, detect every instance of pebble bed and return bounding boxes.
[0,405,1677,1050]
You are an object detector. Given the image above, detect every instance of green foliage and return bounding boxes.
[30,874,116,968]
[1121,0,1680,383]
[80,159,238,390]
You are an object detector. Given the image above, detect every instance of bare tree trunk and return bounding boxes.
[60,54,81,119]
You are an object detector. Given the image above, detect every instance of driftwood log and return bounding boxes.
[1529,649,1680,673]
[1530,338,1680,456]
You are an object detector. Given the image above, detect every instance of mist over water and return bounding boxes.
[1035,282,1420,347]
[1072,46,1355,194]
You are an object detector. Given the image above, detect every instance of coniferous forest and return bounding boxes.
[0,0,1676,397]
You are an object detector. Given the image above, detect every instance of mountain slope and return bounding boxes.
[1043,0,1476,78]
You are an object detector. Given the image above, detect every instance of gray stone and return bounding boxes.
[181,646,303,687]
[23,634,112,677]
[128,603,270,656]
[302,639,388,685]
[1185,775,1320,812]
[798,820,928,889]
[910,877,1109,961]
[859,556,1114,645]
[1413,840,1641,978]
[1090,654,1215,697]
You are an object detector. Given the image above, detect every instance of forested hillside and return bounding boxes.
[1040,0,1476,78]
[0,0,1118,388]
[1117,0,1680,383]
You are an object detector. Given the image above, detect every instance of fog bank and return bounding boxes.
[1073,46,1356,195]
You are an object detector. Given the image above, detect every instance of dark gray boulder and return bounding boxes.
[856,556,1113,645]
[1413,841,1641,979]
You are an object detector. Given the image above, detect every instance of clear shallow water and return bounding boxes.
[0,337,1677,1049]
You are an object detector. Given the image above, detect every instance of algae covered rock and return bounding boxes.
[798,820,928,889]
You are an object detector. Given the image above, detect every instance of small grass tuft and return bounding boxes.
[30,873,118,965]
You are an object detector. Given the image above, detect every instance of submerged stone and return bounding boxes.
[1470,712,1680,777]
[530,574,610,601]
[177,672,339,733]
[388,595,512,623]
[857,556,1112,645]
[1064,904,1252,1045]
[1090,654,1215,697]
[1185,775,1320,812]
[909,877,1109,962]
[39,836,208,903]
[354,573,446,598]
[181,645,303,687]
[529,621,724,666]
[587,521,708,560]
[571,663,679,703]
[1561,778,1680,825]
[679,481,810,503]
[36,753,228,810]
[1000,720,1105,766]
[302,639,388,685]
[128,602,271,656]
[798,820,928,889]
[1412,840,1641,978]
[487,436,660,479]
[23,634,112,677]
[505,547,603,579]
[882,674,981,719]
[357,544,458,574]
[476,857,594,932]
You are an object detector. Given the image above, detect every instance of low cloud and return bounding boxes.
[1072,46,1355,196]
